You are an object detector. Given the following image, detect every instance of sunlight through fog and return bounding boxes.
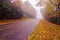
[21,0,43,18]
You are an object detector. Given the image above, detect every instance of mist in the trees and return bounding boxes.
[0,0,23,20]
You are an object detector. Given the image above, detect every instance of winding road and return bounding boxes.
[0,18,40,40]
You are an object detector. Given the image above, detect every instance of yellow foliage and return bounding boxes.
[28,20,60,40]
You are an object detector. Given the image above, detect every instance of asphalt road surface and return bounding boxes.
[0,18,40,40]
